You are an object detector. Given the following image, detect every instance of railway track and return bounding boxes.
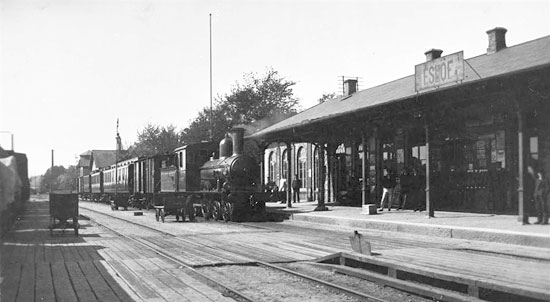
[80,204,403,302]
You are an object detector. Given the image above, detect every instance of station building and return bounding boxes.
[251,28,550,219]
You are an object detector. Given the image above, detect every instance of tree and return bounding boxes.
[180,106,231,145]
[221,68,299,126]
[317,92,337,104]
[128,124,182,157]
[57,165,77,191]
[181,68,299,145]
[40,166,66,193]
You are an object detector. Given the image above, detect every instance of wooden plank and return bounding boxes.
[93,260,137,302]
[380,248,549,290]
[51,262,78,302]
[74,243,95,261]
[35,262,55,302]
[123,260,183,301]
[262,241,321,260]
[61,243,80,262]
[15,263,34,302]
[334,265,485,302]
[65,261,98,302]
[162,267,236,302]
[107,259,162,300]
[34,242,45,263]
[0,262,21,301]
[389,247,548,283]
[79,260,121,302]
[340,251,550,301]
[150,269,194,302]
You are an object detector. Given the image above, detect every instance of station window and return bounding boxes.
[268,151,276,181]
[411,145,427,168]
[530,136,539,160]
[281,149,288,180]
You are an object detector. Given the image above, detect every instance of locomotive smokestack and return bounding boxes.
[231,127,245,156]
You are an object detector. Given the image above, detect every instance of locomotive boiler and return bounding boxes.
[198,128,266,222]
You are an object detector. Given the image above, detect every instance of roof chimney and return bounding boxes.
[424,49,443,62]
[486,27,507,54]
[343,79,358,96]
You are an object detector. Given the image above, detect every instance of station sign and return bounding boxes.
[415,51,464,92]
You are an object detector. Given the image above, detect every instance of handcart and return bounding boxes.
[154,196,195,223]
[111,194,129,211]
[49,193,79,236]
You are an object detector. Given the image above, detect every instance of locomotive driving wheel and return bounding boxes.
[212,200,222,221]
[222,202,233,222]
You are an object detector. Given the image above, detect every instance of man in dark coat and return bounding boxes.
[291,174,302,203]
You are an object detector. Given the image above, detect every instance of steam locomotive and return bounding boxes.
[78,128,268,222]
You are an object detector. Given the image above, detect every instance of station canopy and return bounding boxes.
[249,36,550,143]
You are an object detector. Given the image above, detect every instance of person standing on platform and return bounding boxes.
[398,168,412,210]
[292,174,302,203]
[379,169,396,211]
[411,168,425,212]
[279,179,287,204]
[524,161,537,224]
[533,165,549,224]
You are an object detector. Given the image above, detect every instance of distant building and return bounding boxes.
[77,150,122,176]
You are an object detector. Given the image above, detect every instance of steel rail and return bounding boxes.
[80,204,395,302]
[81,208,256,302]
[256,261,390,302]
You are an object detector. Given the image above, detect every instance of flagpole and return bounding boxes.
[209,13,213,141]
[115,119,119,202]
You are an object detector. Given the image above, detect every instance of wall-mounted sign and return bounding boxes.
[415,51,464,92]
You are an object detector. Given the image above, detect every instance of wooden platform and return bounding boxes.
[79,202,550,301]
[3,199,549,302]
[0,200,235,302]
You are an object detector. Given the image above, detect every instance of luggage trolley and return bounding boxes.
[49,193,79,236]
[154,195,195,223]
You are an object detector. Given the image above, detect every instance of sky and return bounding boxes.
[1,0,549,176]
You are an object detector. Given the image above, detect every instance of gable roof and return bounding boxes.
[250,35,550,139]
[90,150,117,170]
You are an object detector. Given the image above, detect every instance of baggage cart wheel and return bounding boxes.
[187,202,195,222]
[179,209,186,222]
[201,202,211,220]
[212,200,222,221]
[160,209,165,223]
